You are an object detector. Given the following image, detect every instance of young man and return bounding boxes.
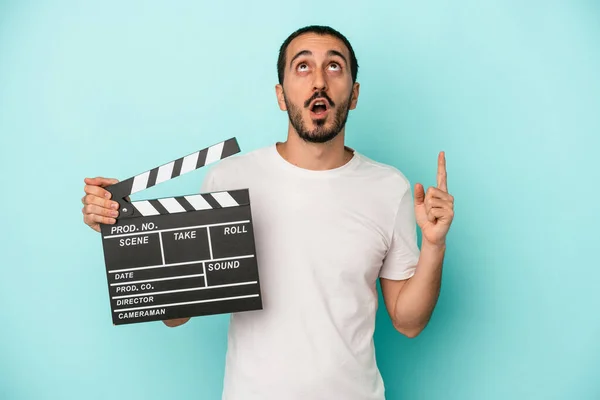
[81,25,454,400]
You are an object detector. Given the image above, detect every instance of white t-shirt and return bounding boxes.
[200,143,420,400]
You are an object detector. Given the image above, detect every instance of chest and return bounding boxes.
[247,177,392,286]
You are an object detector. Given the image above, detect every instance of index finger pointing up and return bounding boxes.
[437,151,447,192]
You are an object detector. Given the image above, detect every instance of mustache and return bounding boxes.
[304,91,335,108]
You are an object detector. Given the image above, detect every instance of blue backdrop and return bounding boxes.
[1,1,599,399]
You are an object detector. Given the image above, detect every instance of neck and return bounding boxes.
[276,127,353,171]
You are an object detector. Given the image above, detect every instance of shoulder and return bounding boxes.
[203,144,272,189]
[354,151,412,195]
[210,145,270,173]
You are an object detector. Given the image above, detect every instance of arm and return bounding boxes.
[380,241,445,338]
[381,151,454,338]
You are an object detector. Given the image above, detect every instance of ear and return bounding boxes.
[349,82,360,110]
[275,84,287,111]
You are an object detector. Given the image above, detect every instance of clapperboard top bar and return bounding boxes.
[106,137,242,219]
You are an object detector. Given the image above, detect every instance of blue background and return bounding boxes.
[1,1,599,399]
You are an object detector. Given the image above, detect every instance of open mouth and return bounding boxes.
[309,98,330,118]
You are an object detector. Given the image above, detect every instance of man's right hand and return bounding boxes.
[83,177,190,328]
[82,177,121,232]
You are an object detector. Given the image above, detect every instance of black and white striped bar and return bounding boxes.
[130,189,246,217]
[106,137,240,203]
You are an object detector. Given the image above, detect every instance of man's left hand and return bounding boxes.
[413,151,454,247]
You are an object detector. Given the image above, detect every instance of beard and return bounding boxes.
[284,91,352,144]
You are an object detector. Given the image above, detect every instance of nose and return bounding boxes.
[312,68,328,92]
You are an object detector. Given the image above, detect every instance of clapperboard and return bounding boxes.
[99,137,262,325]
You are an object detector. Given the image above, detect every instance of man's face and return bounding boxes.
[276,33,359,143]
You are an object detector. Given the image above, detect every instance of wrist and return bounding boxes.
[421,238,446,253]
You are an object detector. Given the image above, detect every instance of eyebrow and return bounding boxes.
[289,49,349,68]
[327,50,348,66]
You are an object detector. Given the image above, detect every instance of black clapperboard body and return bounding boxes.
[100,138,262,325]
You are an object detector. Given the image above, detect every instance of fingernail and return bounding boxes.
[105,192,111,199]
[112,202,119,210]
[111,211,119,217]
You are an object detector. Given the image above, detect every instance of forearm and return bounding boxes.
[393,241,445,335]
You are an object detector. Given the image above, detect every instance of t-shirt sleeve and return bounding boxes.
[379,184,421,280]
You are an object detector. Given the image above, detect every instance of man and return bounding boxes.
[81,25,454,400]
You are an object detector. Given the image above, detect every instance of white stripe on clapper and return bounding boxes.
[114,294,260,313]
[156,161,174,185]
[104,220,250,239]
[184,194,212,210]
[132,200,160,216]
[108,253,254,273]
[205,142,224,165]
[131,170,150,194]
[110,273,205,287]
[113,280,258,299]
[206,227,213,259]
[180,151,199,175]
[158,197,186,213]
[158,232,165,265]
[211,191,239,207]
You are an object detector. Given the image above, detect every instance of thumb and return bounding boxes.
[84,177,119,187]
[414,183,425,206]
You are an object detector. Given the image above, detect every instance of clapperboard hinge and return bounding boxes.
[106,137,246,219]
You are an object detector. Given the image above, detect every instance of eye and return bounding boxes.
[328,62,341,71]
[297,63,309,72]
